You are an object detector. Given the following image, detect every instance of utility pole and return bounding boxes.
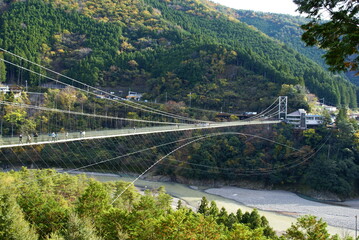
[355,215,357,240]
[320,98,325,105]
[189,92,192,108]
[25,80,28,92]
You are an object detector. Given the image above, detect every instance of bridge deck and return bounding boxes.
[0,120,280,149]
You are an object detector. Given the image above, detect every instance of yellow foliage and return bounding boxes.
[354,131,359,150]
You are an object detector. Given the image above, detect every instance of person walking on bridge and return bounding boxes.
[26,134,32,144]
[19,134,23,144]
[80,131,85,138]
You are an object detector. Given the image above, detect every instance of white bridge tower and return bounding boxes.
[278,96,287,120]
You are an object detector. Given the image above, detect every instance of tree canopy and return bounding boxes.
[293,0,359,74]
[0,169,351,239]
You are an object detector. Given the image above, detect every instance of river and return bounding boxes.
[80,172,356,237]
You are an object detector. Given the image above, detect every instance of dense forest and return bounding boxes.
[1,1,359,235]
[0,168,352,239]
[0,0,357,110]
[0,0,359,198]
[230,9,358,86]
[1,87,359,199]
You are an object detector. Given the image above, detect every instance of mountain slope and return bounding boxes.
[0,0,357,110]
[231,9,359,86]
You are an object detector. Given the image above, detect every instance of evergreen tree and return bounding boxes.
[208,200,219,217]
[0,193,38,240]
[236,208,243,222]
[64,213,103,240]
[0,52,6,83]
[216,207,229,226]
[76,180,111,219]
[197,196,209,215]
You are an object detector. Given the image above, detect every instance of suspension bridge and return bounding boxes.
[0,49,355,237]
[0,48,303,194]
[0,47,287,150]
[0,119,281,149]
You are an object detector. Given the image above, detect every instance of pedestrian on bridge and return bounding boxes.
[65,132,69,139]
[19,134,23,144]
[51,132,56,141]
[26,134,32,144]
[33,132,38,143]
[80,131,85,138]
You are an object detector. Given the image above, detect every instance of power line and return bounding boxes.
[0,49,210,123]
[0,100,181,125]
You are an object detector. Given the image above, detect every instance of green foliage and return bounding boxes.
[63,213,103,240]
[294,0,359,74]
[0,169,349,239]
[76,180,111,219]
[0,52,6,82]
[284,215,339,240]
[0,0,357,110]
[0,193,38,240]
[198,196,209,215]
[228,223,270,240]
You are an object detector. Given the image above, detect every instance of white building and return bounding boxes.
[286,109,323,129]
[321,104,337,112]
[126,91,142,101]
[306,114,324,127]
[0,85,10,93]
[286,109,307,129]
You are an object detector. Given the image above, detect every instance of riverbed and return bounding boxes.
[206,187,358,232]
[81,172,356,237]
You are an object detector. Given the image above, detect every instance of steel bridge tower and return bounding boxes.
[278,96,287,120]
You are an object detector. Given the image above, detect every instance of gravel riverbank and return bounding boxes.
[205,187,359,231]
[69,171,356,236]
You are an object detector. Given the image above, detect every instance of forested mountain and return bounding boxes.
[1,0,359,202]
[229,9,359,86]
[0,0,357,110]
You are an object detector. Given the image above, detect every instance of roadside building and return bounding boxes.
[0,85,10,93]
[306,114,324,128]
[126,91,142,101]
[286,109,307,129]
[286,109,323,129]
